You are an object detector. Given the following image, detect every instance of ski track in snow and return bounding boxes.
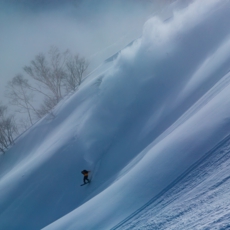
[113,136,230,230]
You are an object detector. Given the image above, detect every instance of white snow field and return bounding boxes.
[1,0,230,229]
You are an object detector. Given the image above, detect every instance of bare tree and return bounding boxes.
[6,75,37,126]
[23,46,89,118]
[65,55,88,92]
[17,118,31,131]
[24,47,88,97]
[0,104,18,153]
[6,46,89,129]
[24,47,67,105]
[0,105,8,153]
[2,46,89,148]
[35,96,57,119]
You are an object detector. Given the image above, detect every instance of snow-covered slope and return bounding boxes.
[113,135,230,229]
[1,0,230,229]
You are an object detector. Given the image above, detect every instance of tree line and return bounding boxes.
[0,47,88,153]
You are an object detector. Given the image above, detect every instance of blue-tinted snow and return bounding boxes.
[1,0,230,230]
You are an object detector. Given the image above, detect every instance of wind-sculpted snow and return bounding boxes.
[1,0,230,229]
[113,135,230,229]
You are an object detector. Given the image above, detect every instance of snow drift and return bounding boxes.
[1,0,230,229]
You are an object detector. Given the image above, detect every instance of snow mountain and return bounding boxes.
[1,0,230,229]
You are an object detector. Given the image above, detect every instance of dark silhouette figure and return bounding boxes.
[81,170,90,184]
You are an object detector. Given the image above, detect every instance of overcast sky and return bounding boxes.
[0,0,174,110]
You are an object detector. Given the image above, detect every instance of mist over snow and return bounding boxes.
[0,0,171,103]
[2,0,230,229]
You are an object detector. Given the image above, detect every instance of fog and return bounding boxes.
[0,0,176,110]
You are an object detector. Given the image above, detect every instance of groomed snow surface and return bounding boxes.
[1,0,230,229]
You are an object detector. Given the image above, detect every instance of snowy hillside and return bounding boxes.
[1,0,230,229]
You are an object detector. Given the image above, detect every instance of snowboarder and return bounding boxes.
[81,169,90,184]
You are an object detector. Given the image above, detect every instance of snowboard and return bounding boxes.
[80,180,91,186]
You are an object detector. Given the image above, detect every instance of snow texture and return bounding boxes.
[1,0,230,229]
